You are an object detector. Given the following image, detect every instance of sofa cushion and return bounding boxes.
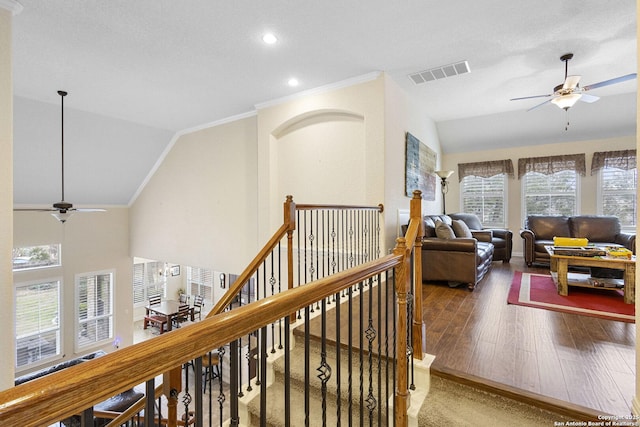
[526,215,570,240]
[435,221,456,239]
[569,215,621,242]
[451,219,473,238]
[449,213,484,230]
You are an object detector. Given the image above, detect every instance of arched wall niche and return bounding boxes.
[272,109,365,139]
[270,108,367,205]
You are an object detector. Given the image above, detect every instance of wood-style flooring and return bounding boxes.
[423,257,636,417]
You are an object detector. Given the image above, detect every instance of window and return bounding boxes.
[187,266,214,303]
[522,170,578,217]
[593,150,637,230]
[519,154,585,219]
[133,260,166,306]
[12,244,61,271]
[15,279,61,369]
[76,270,113,349]
[458,159,513,228]
[460,174,507,227]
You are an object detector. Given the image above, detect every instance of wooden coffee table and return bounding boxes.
[545,246,635,304]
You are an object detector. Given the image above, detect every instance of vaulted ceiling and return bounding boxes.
[11,0,637,206]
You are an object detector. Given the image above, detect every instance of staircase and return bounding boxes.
[239,301,434,427]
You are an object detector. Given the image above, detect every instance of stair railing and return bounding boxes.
[0,192,424,427]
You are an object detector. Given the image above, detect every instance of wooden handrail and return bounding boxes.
[209,222,290,316]
[295,203,384,212]
[0,254,403,427]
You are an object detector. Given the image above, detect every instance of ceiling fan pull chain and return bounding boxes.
[565,110,570,131]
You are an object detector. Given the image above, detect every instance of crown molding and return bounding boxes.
[0,0,23,15]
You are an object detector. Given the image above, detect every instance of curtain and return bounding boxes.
[457,159,514,182]
[590,149,636,175]
[517,154,586,179]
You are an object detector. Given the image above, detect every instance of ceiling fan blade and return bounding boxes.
[579,93,600,103]
[563,75,581,90]
[583,73,637,91]
[73,208,106,212]
[14,208,57,212]
[526,98,553,112]
[510,94,552,101]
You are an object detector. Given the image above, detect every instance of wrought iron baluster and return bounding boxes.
[284,316,291,427]
[218,346,226,427]
[144,378,154,427]
[335,290,341,427]
[365,277,378,426]
[317,298,331,427]
[260,326,267,427]
[304,306,310,427]
[347,285,353,427]
[229,340,240,427]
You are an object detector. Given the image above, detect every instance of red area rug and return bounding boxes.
[508,271,635,323]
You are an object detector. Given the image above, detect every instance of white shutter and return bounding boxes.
[15,280,61,368]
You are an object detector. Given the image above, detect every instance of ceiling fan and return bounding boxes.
[510,53,637,112]
[14,90,105,223]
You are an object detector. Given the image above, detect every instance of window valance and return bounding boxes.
[457,159,514,182]
[590,149,636,175]
[517,154,586,179]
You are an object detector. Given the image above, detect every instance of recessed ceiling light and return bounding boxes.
[288,78,299,87]
[262,33,278,44]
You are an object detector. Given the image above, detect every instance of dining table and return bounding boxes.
[146,300,194,332]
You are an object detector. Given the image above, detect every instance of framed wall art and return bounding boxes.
[405,132,436,200]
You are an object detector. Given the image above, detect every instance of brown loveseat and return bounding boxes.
[449,213,513,262]
[418,215,495,290]
[520,215,636,266]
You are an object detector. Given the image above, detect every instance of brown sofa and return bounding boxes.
[520,215,636,266]
[419,215,495,290]
[449,213,513,262]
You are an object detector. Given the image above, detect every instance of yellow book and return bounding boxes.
[553,237,589,247]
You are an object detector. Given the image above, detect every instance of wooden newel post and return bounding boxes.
[393,237,410,427]
[410,190,424,359]
[284,195,297,322]
[163,366,182,427]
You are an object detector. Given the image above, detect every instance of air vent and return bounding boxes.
[409,60,470,85]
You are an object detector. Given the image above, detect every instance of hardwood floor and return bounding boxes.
[423,257,636,417]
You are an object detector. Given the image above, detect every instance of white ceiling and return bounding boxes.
[11,0,638,206]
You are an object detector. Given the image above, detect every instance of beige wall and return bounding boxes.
[256,76,386,241]
[442,135,636,256]
[130,115,259,274]
[13,208,132,376]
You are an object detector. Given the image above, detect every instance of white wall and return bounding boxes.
[442,135,636,256]
[13,208,132,375]
[383,74,443,249]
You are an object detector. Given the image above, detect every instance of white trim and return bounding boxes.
[254,71,382,111]
[0,0,23,15]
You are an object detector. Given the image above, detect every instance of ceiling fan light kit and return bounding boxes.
[510,53,637,118]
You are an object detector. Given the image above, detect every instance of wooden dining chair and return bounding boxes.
[172,304,191,329]
[202,351,221,391]
[148,295,161,306]
[178,293,189,304]
[192,295,204,321]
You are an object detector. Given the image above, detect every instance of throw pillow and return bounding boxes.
[451,219,473,238]
[434,220,456,239]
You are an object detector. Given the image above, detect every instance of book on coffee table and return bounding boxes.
[551,246,607,257]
